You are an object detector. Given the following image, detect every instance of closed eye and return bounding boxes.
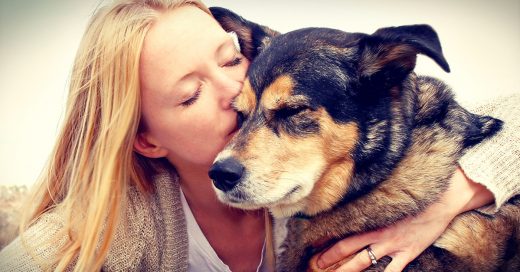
[181,89,201,107]
[275,105,310,119]
[223,56,243,67]
[269,105,319,136]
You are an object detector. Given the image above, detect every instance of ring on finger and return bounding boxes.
[366,246,378,265]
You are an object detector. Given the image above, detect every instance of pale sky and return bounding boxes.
[1,0,519,186]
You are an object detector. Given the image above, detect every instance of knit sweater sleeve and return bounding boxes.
[458,93,520,209]
[0,186,155,271]
[0,212,66,271]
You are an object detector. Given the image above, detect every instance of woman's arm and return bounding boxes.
[316,94,520,272]
[0,212,65,271]
[458,94,520,209]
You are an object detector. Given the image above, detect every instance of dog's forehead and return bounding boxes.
[235,28,366,127]
[247,28,362,96]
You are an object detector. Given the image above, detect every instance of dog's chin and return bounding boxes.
[214,189,261,210]
[215,191,263,210]
[269,202,307,218]
[215,185,310,218]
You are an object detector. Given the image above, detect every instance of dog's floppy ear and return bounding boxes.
[210,7,280,61]
[357,24,450,93]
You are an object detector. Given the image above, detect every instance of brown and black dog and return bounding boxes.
[208,7,520,272]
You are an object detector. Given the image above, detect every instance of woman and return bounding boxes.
[0,0,518,271]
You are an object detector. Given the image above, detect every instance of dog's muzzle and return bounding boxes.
[209,157,244,192]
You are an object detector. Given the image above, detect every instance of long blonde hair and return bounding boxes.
[20,0,210,270]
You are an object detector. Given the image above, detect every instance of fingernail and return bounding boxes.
[317,259,325,269]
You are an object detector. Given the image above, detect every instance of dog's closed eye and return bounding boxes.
[275,105,310,120]
[268,105,319,137]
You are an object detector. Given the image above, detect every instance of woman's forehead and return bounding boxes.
[139,5,229,98]
[142,6,223,59]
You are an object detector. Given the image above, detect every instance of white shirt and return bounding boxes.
[180,190,269,272]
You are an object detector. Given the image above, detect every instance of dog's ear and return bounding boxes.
[210,7,280,61]
[357,24,450,93]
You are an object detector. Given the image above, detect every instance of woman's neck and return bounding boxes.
[176,163,266,271]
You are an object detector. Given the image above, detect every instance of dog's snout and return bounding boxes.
[209,157,244,192]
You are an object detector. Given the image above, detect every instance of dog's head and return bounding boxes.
[209,7,450,218]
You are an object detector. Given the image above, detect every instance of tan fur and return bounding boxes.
[378,126,462,204]
[435,211,515,271]
[261,75,296,111]
[242,126,322,183]
[233,79,256,115]
[307,126,461,233]
[303,109,359,216]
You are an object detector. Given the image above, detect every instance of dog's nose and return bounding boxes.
[209,157,245,192]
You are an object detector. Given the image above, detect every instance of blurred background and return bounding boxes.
[0,0,519,247]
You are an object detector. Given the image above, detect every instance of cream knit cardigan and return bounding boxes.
[1,94,519,271]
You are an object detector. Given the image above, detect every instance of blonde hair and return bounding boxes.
[20,0,210,271]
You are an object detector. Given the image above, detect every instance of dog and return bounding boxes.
[208,7,520,271]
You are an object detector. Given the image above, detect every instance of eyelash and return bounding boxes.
[224,56,243,67]
[181,89,200,107]
[181,56,243,107]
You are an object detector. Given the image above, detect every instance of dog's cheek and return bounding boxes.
[240,123,325,195]
[233,79,256,116]
[237,126,286,189]
[302,110,360,215]
[318,110,359,163]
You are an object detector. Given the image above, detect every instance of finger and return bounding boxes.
[317,232,378,269]
[384,254,411,272]
[335,245,384,272]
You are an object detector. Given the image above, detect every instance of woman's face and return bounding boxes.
[137,6,249,169]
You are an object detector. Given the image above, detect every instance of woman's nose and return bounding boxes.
[214,71,243,109]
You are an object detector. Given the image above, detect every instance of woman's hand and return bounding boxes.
[315,166,494,272]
